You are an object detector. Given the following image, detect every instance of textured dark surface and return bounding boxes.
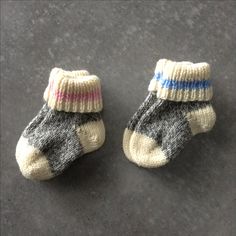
[1,1,236,236]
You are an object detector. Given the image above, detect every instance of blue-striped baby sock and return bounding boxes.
[126,59,216,167]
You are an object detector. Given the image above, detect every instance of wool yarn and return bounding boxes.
[16,68,105,180]
[123,59,216,167]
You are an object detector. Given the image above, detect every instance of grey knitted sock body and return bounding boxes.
[16,68,105,180]
[124,59,216,168]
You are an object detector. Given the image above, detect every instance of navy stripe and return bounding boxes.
[153,73,211,90]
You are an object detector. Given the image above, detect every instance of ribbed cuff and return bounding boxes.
[148,59,213,102]
[43,68,103,113]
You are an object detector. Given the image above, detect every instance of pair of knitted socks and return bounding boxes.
[16,59,216,181]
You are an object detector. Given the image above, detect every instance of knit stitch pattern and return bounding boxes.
[124,59,216,168]
[123,92,159,161]
[44,68,103,113]
[148,59,213,101]
[129,100,216,167]
[16,68,105,180]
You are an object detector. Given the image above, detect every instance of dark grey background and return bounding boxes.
[1,1,236,236]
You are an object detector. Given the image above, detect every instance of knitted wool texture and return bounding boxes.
[123,59,216,167]
[16,68,105,180]
[123,93,157,160]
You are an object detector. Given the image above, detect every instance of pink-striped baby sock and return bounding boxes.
[15,68,105,180]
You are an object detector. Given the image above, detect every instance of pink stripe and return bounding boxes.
[47,81,102,102]
[53,90,102,102]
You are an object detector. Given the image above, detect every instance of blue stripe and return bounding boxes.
[153,73,211,90]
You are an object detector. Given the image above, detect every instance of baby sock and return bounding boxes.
[127,59,216,167]
[16,68,105,180]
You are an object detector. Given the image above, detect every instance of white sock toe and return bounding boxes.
[15,136,53,180]
[130,131,168,168]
